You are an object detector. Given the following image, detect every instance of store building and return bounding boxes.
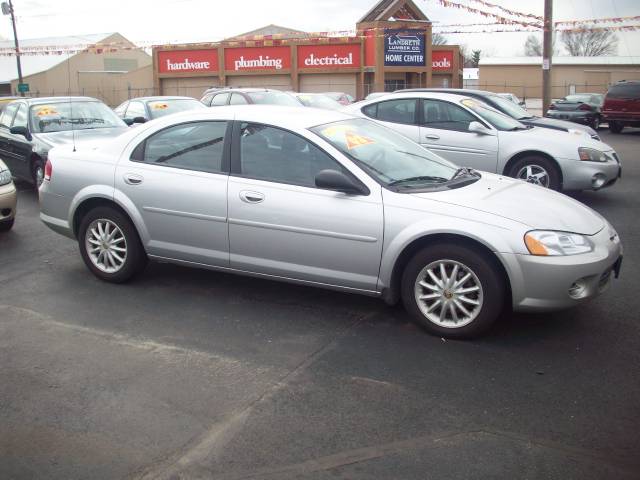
[153,0,463,100]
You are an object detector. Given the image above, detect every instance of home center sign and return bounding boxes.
[384,29,425,67]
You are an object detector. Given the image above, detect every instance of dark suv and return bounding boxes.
[200,88,302,107]
[602,81,640,133]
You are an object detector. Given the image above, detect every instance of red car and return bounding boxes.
[602,80,640,133]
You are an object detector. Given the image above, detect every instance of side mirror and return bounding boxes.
[123,118,134,126]
[468,121,494,136]
[10,125,31,140]
[315,169,368,195]
[133,116,147,124]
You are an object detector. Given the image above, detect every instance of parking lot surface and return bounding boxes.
[1,130,639,479]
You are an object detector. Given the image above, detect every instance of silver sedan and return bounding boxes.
[39,106,622,338]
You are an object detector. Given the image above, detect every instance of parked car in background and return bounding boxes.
[291,92,343,110]
[40,106,622,338]
[546,93,604,130]
[497,92,527,109]
[324,92,355,105]
[0,97,128,187]
[200,88,302,107]
[344,91,621,192]
[401,88,600,140]
[602,80,640,133]
[114,96,206,125]
[0,158,17,232]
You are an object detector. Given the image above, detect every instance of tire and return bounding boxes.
[78,206,147,283]
[31,158,44,188]
[401,243,505,339]
[608,121,624,134]
[0,218,14,232]
[507,155,561,191]
[591,115,600,131]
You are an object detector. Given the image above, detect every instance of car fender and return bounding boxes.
[112,187,151,245]
[68,185,115,232]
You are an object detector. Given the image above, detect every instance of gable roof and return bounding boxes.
[226,24,307,40]
[358,0,430,23]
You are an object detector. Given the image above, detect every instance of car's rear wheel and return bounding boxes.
[507,155,561,191]
[31,158,44,188]
[608,121,624,134]
[401,244,505,338]
[78,206,146,283]
[0,218,14,232]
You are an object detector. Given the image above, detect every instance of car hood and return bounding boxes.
[524,116,597,137]
[34,127,129,147]
[411,173,605,235]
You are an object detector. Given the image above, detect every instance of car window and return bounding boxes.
[607,83,640,99]
[136,121,227,174]
[201,94,214,106]
[12,103,28,129]
[0,102,18,128]
[29,101,126,133]
[373,99,417,125]
[229,93,248,105]
[422,99,477,132]
[211,92,230,106]
[361,103,378,118]
[147,99,205,119]
[238,122,347,188]
[114,102,128,117]
[126,101,146,119]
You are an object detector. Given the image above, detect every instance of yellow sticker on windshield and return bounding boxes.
[35,106,59,116]
[321,124,350,137]
[461,99,478,108]
[345,132,375,149]
[150,102,169,110]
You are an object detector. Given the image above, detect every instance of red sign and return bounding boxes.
[224,46,291,72]
[364,29,376,67]
[158,49,218,74]
[297,44,361,69]
[432,51,454,71]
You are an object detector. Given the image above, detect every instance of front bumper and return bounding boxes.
[0,181,17,223]
[504,227,622,312]
[558,154,621,191]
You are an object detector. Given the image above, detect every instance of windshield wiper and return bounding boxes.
[389,176,449,186]
[452,167,478,179]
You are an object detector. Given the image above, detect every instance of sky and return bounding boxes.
[1,0,639,58]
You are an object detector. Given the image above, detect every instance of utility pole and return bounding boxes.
[542,0,553,114]
[2,0,24,96]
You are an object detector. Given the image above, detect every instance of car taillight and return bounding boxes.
[44,159,52,181]
[579,103,592,111]
[548,104,556,110]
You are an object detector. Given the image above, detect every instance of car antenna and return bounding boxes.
[66,52,76,152]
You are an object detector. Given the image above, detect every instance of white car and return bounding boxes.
[343,92,621,191]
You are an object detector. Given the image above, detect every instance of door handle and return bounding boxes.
[239,190,265,204]
[424,134,440,140]
[123,173,143,185]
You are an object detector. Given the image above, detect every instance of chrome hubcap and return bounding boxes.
[414,260,484,328]
[35,166,44,187]
[516,164,550,188]
[85,219,127,273]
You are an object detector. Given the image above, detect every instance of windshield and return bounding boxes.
[311,118,465,189]
[147,99,206,119]
[246,91,302,106]
[564,94,592,103]
[460,98,526,131]
[30,101,125,133]
[296,94,342,110]
[487,94,531,120]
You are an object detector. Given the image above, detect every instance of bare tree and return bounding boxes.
[524,34,542,56]
[432,32,448,46]
[561,28,618,56]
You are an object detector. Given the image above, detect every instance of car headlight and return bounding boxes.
[0,169,12,186]
[578,147,608,162]
[524,230,594,256]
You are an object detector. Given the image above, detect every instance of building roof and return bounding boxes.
[480,56,640,66]
[225,24,307,40]
[358,0,430,23]
[0,33,131,83]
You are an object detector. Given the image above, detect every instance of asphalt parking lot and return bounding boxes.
[1,129,639,479]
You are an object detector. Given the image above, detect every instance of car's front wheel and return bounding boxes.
[78,206,146,283]
[591,115,601,130]
[0,218,14,232]
[31,158,44,188]
[608,121,624,134]
[507,155,561,191]
[401,243,506,338]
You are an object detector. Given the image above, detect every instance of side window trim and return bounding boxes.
[129,120,232,174]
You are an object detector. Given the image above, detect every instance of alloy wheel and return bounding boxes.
[85,218,127,273]
[516,164,550,188]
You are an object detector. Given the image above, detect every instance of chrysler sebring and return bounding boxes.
[39,106,622,338]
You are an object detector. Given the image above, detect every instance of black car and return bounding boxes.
[114,96,206,125]
[200,88,302,107]
[400,88,600,140]
[0,97,128,186]
[546,93,604,130]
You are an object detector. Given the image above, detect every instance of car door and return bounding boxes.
[361,98,420,142]
[6,103,34,180]
[115,120,231,266]
[227,121,384,292]
[418,99,499,172]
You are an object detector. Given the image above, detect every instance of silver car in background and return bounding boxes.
[343,91,621,191]
[39,107,622,338]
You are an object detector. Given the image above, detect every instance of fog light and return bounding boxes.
[568,279,588,299]
[592,173,607,189]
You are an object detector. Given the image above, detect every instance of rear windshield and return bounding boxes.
[607,83,640,99]
[564,94,592,103]
[147,99,206,119]
[246,91,302,106]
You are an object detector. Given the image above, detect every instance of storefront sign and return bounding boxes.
[297,44,361,69]
[158,49,219,74]
[432,51,454,70]
[224,46,291,71]
[384,29,425,67]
